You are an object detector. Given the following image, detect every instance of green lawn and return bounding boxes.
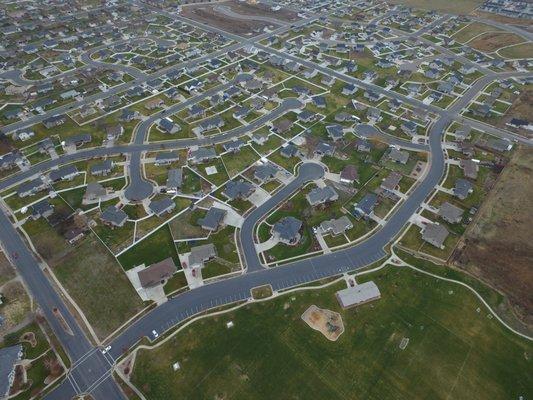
[221,146,260,178]
[131,265,532,400]
[118,224,180,270]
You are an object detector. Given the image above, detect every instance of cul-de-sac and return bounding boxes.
[0,0,532,399]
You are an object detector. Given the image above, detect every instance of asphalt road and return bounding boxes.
[355,124,429,152]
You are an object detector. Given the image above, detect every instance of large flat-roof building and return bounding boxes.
[335,281,381,309]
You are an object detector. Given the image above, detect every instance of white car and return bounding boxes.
[101,345,111,355]
[152,329,159,339]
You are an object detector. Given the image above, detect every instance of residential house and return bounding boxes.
[272,216,302,246]
[306,186,338,206]
[438,202,464,224]
[354,193,378,219]
[155,151,180,166]
[453,178,473,200]
[166,169,183,192]
[90,160,113,176]
[197,207,227,231]
[189,147,217,164]
[319,216,353,236]
[138,258,176,288]
[222,180,255,201]
[49,165,79,182]
[340,165,358,185]
[101,206,128,228]
[421,223,449,249]
[326,125,345,142]
[149,197,176,217]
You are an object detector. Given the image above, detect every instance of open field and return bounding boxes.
[131,265,532,400]
[468,32,525,52]
[498,42,533,59]
[181,4,275,36]
[385,0,482,14]
[452,147,533,328]
[51,236,145,339]
[452,22,500,43]
[225,0,299,22]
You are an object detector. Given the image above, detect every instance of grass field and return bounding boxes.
[452,22,499,43]
[118,224,180,270]
[52,236,144,339]
[498,42,533,59]
[131,264,532,400]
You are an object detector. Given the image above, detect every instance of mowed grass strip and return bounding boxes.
[131,266,532,400]
[52,236,144,339]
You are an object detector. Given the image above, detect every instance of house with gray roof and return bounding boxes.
[197,207,227,232]
[223,139,245,153]
[90,160,113,176]
[49,165,79,182]
[189,147,217,164]
[453,178,473,200]
[272,217,302,245]
[189,243,217,268]
[158,118,181,134]
[326,124,345,142]
[306,186,338,206]
[460,159,478,179]
[149,197,176,217]
[166,168,182,192]
[198,116,224,133]
[438,202,464,224]
[63,133,91,148]
[280,143,299,158]
[314,141,335,157]
[101,206,128,228]
[84,182,107,203]
[30,200,54,220]
[254,163,278,183]
[155,152,180,166]
[388,148,409,164]
[319,216,353,236]
[222,180,255,201]
[354,193,378,219]
[421,223,449,249]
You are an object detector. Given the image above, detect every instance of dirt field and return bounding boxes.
[452,147,533,327]
[468,32,525,52]
[385,0,482,14]
[226,0,299,22]
[301,305,344,341]
[181,3,276,36]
